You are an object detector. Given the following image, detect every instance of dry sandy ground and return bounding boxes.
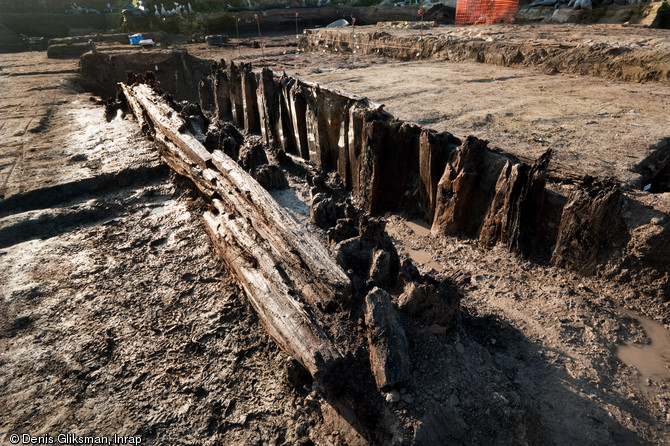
[1,24,670,445]
[302,60,670,188]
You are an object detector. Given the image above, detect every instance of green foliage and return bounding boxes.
[159,15,204,34]
[196,0,244,13]
[201,13,236,33]
[659,0,670,29]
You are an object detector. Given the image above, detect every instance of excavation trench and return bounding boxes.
[634,137,670,194]
[183,56,670,297]
[298,26,670,84]
[76,48,670,443]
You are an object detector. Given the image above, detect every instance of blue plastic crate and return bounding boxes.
[128,34,143,45]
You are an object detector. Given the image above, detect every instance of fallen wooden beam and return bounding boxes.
[203,209,343,378]
[365,287,410,390]
[209,150,351,304]
[123,83,212,169]
[121,81,352,379]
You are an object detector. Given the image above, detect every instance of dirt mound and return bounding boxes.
[423,4,456,24]
[301,25,670,84]
[79,49,210,101]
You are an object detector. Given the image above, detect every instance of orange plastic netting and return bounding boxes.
[455,0,520,26]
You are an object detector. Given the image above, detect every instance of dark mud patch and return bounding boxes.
[643,159,670,194]
[0,164,168,218]
[633,137,670,192]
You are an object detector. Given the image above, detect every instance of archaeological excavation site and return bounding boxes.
[2,0,670,444]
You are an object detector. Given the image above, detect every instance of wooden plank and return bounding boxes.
[364,287,410,390]
[210,149,352,302]
[203,210,343,378]
[121,84,217,198]
[131,83,212,169]
[204,170,338,309]
[121,82,352,378]
[122,83,351,305]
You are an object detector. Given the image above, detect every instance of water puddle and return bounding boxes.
[405,219,431,237]
[389,219,442,270]
[407,248,443,272]
[270,189,310,220]
[616,308,670,385]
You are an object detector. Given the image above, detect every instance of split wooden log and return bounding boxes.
[276,75,299,156]
[362,120,422,214]
[365,287,410,390]
[121,81,352,378]
[121,83,212,170]
[121,84,216,199]
[203,161,350,308]
[228,62,245,128]
[419,129,461,223]
[478,149,551,257]
[287,79,311,160]
[198,76,215,115]
[550,179,626,276]
[123,83,350,303]
[203,209,343,378]
[241,63,261,134]
[214,67,232,121]
[509,149,588,186]
[431,136,514,237]
[257,68,280,148]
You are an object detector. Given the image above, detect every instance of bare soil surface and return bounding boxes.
[2,23,670,445]
[302,59,670,188]
[0,52,317,445]
[302,24,670,83]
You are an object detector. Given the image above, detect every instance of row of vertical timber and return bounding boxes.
[199,61,670,282]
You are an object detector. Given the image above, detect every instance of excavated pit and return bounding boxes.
[163,56,670,309]
[75,44,670,442]
[4,34,670,444]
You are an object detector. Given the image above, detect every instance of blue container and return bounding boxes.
[128,34,143,45]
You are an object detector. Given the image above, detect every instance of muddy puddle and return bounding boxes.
[407,247,443,272]
[385,219,445,271]
[405,219,431,237]
[617,308,670,387]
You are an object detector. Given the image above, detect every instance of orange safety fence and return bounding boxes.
[455,0,520,26]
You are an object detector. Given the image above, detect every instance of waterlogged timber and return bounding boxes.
[120,82,351,379]
[118,57,670,441]
[195,60,670,317]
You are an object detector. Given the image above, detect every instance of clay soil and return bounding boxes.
[2,23,670,445]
